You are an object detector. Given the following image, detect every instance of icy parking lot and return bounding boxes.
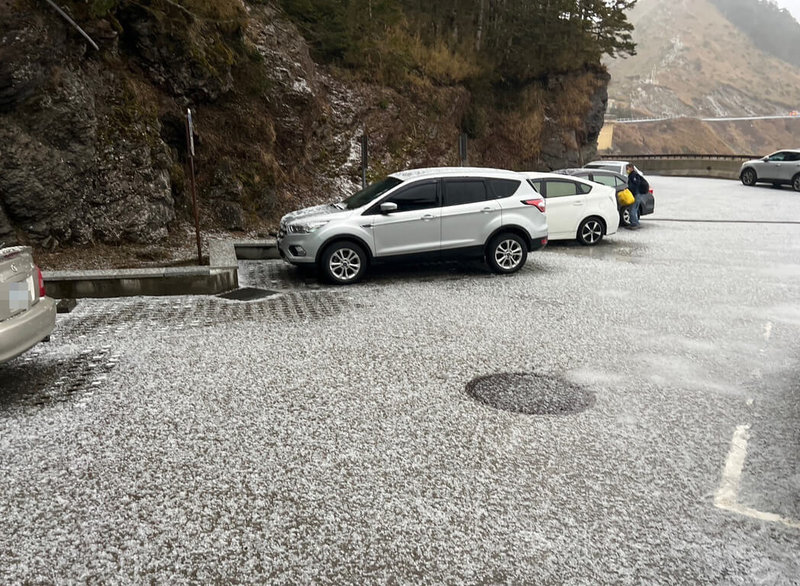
[1,177,799,583]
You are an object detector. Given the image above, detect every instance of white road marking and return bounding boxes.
[715,424,800,529]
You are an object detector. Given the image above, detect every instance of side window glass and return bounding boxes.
[593,175,616,187]
[544,180,580,198]
[444,180,487,206]
[615,176,627,188]
[769,152,786,162]
[787,152,800,162]
[386,181,439,212]
[527,179,543,194]
[487,179,521,200]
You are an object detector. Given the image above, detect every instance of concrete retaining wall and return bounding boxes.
[44,267,239,299]
[620,158,744,180]
[41,238,281,299]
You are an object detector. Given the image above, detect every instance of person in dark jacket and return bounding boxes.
[625,163,646,229]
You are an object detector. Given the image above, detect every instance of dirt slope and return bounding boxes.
[606,0,800,117]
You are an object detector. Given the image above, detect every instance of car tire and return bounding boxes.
[486,232,527,274]
[320,241,368,285]
[793,173,800,192]
[577,217,604,246]
[741,168,757,186]
[620,208,631,226]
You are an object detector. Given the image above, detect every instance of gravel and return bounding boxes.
[1,177,799,584]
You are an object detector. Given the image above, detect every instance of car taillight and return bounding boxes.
[522,198,546,213]
[36,266,46,297]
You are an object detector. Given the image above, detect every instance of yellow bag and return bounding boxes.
[617,188,635,206]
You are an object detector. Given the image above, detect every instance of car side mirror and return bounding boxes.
[380,202,398,214]
[762,156,769,161]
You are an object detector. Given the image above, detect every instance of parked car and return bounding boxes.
[584,159,645,177]
[522,172,619,245]
[555,168,655,226]
[278,168,549,284]
[739,149,800,191]
[0,245,56,364]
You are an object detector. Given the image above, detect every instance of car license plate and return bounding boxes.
[9,279,31,314]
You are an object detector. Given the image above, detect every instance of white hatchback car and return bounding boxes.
[523,172,619,245]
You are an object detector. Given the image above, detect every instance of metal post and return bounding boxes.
[185,108,202,265]
[360,134,368,189]
[459,133,468,167]
[42,0,99,51]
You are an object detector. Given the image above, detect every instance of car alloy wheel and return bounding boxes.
[577,217,604,246]
[620,208,631,226]
[741,168,757,186]
[487,232,527,274]
[793,174,800,192]
[322,241,367,284]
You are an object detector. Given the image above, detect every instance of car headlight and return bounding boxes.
[288,220,329,234]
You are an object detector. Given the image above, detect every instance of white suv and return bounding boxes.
[278,167,548,284]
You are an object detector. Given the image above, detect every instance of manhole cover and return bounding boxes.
[466,372,595,415]
[217,287,278,301]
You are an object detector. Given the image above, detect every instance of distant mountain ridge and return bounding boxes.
[709,0,800,68]
[605,0,800,118]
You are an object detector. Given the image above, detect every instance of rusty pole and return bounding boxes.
[185,108,202,265]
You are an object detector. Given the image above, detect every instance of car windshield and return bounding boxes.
[340,177,403,210]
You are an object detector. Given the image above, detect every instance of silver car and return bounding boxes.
[0,246,56,363]
[278,167,549,284]
[739,149,800,191]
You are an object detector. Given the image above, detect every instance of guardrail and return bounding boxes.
[596,154,753,179]
[600,154,758,161]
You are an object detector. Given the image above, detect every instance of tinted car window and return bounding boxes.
[592,174,617,187]
[444,180,487,206]
[544,180,592,197]
[384,181,439,212]
[768,152,789,162]
[343,176,403,209]
[487,179,521,199]
[527,179,542,194]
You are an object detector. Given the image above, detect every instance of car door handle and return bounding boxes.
[481,207,494,213]
[572,202,584,206]
[420,214,435,221]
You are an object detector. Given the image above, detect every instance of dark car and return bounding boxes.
[555,168,655,226]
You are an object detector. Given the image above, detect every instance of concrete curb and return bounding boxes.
[43,239,278,299]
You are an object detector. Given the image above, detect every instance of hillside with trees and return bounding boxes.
[0,0,635,259]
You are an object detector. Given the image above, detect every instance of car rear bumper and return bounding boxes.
[529,236,548,252]
[0,297,56,363]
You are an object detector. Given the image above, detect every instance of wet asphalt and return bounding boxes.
[1,176,799,584]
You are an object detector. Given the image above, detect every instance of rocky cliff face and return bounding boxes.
[0,0,607,252]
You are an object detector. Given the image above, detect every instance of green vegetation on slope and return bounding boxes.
[279,0,637,85]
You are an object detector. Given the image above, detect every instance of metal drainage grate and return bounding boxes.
[466,372,595,415]
[217,287,279,301]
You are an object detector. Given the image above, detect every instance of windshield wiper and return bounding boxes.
[332,202,345,210]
